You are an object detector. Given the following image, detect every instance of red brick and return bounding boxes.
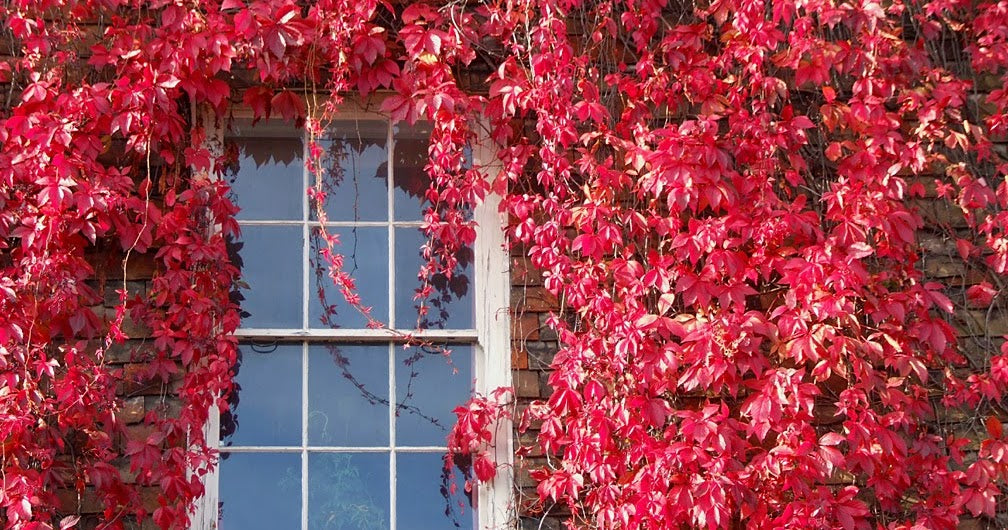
[511,257,544,286]
[511,312,540,341]
[56,488,103,514]
[121,396,145,424]
[514,370,541,398]
[514,287,558,312]
[512,348,529,370]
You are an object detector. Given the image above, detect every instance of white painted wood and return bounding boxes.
[233,328,478,340]
[191,402,220,530]
[190,104,224,530]
[236,219,424,227]
[192,108,514,530]
[472,124,516,530]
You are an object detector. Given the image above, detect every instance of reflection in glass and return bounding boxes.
[310,227,389,329]
[397,453,472,529]
[308,344,389,446]
[394,228,473,330]
[396,345,473,447]
[229,136,303,221]
[316,120,389,222]
[393,122,431,222]
[218,452,301,529]
[221,343,302,447]
[309,452,390,530]
[237,225,303,328]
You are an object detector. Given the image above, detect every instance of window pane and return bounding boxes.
[309,452,390,530]
[308,344,389,446]
[393,122,431,222]
[395,345,472,447]
[237,225,303,328]
[229,136,303,221]
[310,227,389,328]
[218,452,301,530]
[394,228,473,330]
[221,343,302,447]
[397,453,473,529]
[313,120,389,222]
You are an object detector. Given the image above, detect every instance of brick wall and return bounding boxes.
[61,244,183,529]
[509,246,568,530]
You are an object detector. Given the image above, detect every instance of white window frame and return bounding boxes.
[190,104,514,530]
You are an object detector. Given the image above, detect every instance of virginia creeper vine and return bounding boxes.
[2,0,1008,528]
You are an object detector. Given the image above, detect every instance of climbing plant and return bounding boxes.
[2,0,1008,527]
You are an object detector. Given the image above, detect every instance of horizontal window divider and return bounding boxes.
[220,446,304,453]
[235,328,479,341]
[235,219,309,225]
[235,220,427,227]
[388,446,451,453]
[221,446,448,452]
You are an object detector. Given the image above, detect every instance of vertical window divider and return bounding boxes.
[301,123,311,530]
[301,342,309,530]
[388,342,397,530]
[386,120,398,530]
[302,127,311,332]
[387,120,396,330]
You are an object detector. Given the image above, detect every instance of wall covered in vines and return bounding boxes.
[2,0,1008,527]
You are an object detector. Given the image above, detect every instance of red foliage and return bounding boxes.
[1,0,1008,528]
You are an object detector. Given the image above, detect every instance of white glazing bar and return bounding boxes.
[302,341,309,530]
[235,220,424,228]
[236,219,307,226]
[387,120,396,329]
[234,328,478,340]
[386,121,398,530]
[385,340,397,530]
[300,342,308,527]
[218,446,307,453]
[224,445,447,452]
[236,220,424,227]
[303,131,311,332]
[301,131,311,530]
[327,221,423,228]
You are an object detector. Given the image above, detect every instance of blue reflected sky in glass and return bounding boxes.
[308,344,388,446]
[315,120,388,222]
[237,225,302,328]
[229,137,303,221]
[222,343,301,447]
[394,228,473,330]
[308,452,390,530]
[396,452,473,529]
[309,227,389,329]
[392,122,430,222]
[395,345,473,447]
[218,452,301,530]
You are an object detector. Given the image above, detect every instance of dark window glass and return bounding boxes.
[236,225,303,328]
[313,120,389,222]
[393,122,431,222]
[308,452,390,530]
[308,344,389,446]
[222,343,301,447]
[394,228,473,330]
[229,136,303,221]
[309,227,389,329]
[219,452,301,529]
[397,452,472,529]
[395,345,472,446]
